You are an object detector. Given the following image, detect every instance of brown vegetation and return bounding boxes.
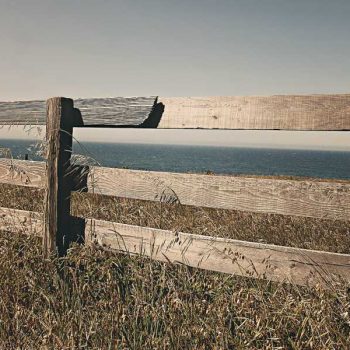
[0,183,350,348]
[1,183,349,253]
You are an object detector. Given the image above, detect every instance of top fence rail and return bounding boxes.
[1,94,350,130]
[0,96,158,127]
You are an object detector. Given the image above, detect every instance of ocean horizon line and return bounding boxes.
[1,138,350,153]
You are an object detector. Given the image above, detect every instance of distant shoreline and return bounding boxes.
[1,139,349,180]
[2,138,350,153]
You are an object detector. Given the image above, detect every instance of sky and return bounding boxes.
[0,0,349,150]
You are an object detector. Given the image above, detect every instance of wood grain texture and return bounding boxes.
[43,97,76,256]
[0,158,349,221]
[85,218,350,286]
[2,205,350,286]
[75,97,158,126]
[88,167,350,220]
[157,95,350,130]
[0,97,157,126]
[0,207,42,236]
[0,100,45,125]
[0,159,45,187]
[1,94,350,130]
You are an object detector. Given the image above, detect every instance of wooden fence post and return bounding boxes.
[43,97,75,257]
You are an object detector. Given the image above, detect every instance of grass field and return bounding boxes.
[1,183,350,349]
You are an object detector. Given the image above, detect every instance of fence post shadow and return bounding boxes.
[139,98,164,128]
[69,163,88,247]
[67,107,86,248]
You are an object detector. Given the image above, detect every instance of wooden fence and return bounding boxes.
[0,94,350,286]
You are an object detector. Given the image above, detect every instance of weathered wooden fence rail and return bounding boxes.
[1,158,350,221]
[0,94,350,286]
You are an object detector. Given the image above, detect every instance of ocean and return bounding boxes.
[0,139,349,180]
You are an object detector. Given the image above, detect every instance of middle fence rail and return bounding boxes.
[0,95,350,287]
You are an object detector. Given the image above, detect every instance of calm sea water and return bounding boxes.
[1,139,349,179]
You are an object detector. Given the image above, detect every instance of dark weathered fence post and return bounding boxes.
[43,97,75,257]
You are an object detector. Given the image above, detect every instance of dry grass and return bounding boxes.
[1,231,350,349]
[1,183,349,253]
[1,183,350,348]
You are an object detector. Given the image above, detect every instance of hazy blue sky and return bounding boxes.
[0,0,349,149]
